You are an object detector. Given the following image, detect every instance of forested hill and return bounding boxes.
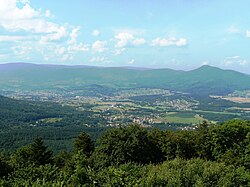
[0,63,250,95]
[0,95,67,127]
[0,95,100,128]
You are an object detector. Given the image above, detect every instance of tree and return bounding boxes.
[209,120,250,162]
[0,152,11,178]
[10,137,52,167]
[73,132,94,157]
[29,137,53,165]
[91,125,162,168]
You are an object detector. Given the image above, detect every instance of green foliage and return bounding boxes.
[73,132,94,157]
[7,164,60,186]
[0,152,11,178]
[2,120,250,186]
[10,137,52,168]
[93,163,146,186]
[0,95,72,127]
[142,158,250,187]
[29,137,53,165]
[209,120,250,163]
[91,125,162,168]
[53,150,70,168]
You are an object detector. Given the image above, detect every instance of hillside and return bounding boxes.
[0,63,250,95]
[0,95,106,151]
[0,95,100,128]
[0,95,68,127]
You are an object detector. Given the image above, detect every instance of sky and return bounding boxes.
[0,0,250,73]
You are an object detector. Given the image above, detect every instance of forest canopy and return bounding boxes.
[1,119,250,186]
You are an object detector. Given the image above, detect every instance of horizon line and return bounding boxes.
[0,61,249,75]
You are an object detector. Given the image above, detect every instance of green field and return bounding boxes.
[157,112,205,124]
[39,118,63,123]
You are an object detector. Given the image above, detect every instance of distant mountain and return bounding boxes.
[179,65,250,95]
[0,63,249,95]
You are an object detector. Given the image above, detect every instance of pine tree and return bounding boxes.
[74,132,94,157]
[29,137,53,165]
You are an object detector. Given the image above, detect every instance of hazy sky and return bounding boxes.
[0,0,250,73]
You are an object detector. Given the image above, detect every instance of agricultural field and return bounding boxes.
[2,87,250,129]
[157,112,205,124]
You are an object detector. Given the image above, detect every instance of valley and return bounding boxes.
[0,63,250,152]
[1,86,250,128]
[2,1,250,185]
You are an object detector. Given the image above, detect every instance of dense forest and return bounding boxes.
[0,95,105,128]
[0,95,108,152]
[1,119,250,186]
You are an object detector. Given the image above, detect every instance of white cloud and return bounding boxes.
[0,35,30,42]
[175,38,187,46]
[12,45,32,56]
[56,47,66,55]
[113,28,145,35]
[202,61,209,65]
[43,44,83,62]
[115,32,146,48]
[92,40,107,52]
[114,48,126,55]
[10,44,32,60]
[45,10,53,18]
[246,30,250,38]
[67,43,89,52]
[61,54,73,62]
[132,38,146,46]
[0,0,39,30]
[89,56,111,64]
[43,55,49,61]
[0,0,94,63]
[40,26,67,43]
[19,0,30,4]
[89,57,105,63]
[92,29,100,36]
[128,59,135,64]
[223,56,248,66]
[115,32,133,48]
[0,0,39,21]
[0,0,68,42]
[39,41,89,63]
[151,37,187,47]
[68,26,80,44]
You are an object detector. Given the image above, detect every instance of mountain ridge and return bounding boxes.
[0,63,249,95]
[1,62,248,75]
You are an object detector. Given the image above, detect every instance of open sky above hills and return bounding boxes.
[0,0,250,73]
